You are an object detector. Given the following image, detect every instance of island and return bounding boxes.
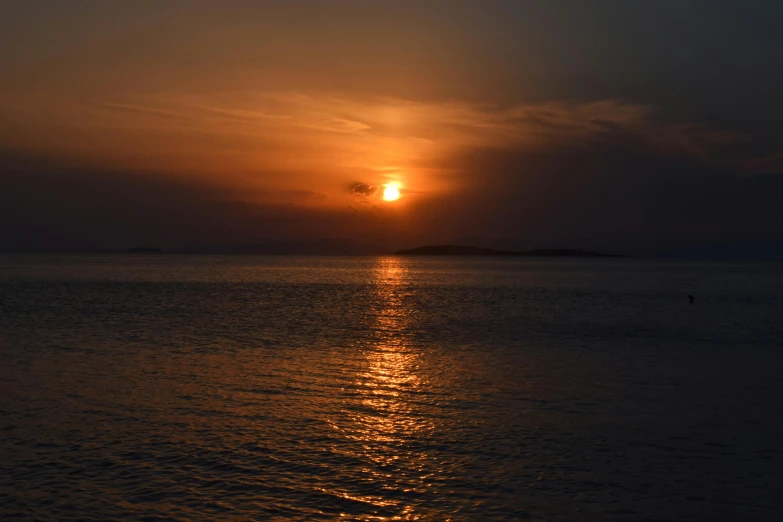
[394,245,624,257]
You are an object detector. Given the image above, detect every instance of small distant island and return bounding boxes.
[395,245,625,257]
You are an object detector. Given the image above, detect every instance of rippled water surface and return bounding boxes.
[1,255,782,521]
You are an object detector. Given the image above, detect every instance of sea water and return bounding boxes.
[1,255,782,521]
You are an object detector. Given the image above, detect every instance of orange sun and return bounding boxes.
[382,184,401,201]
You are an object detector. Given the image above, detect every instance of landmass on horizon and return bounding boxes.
[395,245,625,257]
[180,242,623,257]
[0,241,623,257]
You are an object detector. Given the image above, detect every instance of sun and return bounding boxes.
[382,184,401,201]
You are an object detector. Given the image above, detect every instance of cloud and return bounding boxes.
[1,90,781,256]
[406,134,783,255]
[1,90,762,188]
[745,151,783,174]
[1,137,782,257]
[349,182,378,197]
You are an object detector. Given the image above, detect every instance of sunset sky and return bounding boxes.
[2,1,782,255]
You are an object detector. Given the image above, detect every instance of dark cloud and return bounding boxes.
[404,135,783,257]
[0,150,382,251]
[2,125,783,258]
[349,183,378,197]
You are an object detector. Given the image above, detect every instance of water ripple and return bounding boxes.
[1,255,782,520]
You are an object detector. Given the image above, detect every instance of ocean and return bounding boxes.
[1,255,781,521]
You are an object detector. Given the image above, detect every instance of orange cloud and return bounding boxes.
[0,91,754,210]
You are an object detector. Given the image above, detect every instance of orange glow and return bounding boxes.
[382,184,401,201]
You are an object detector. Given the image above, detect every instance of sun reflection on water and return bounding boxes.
[331,256,438,517]
[358,257,429,438]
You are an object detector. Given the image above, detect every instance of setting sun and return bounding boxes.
[382,184,401,201]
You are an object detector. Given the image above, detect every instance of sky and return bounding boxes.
[1,0,782,255]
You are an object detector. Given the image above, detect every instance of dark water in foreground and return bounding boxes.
[1,255,782,521]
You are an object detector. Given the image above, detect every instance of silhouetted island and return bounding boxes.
[395,245,625,257]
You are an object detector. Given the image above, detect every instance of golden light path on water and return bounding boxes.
[325,257,436,520]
